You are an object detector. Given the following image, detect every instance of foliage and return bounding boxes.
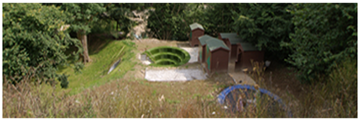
[232,3,357,83]
[59,3,107,35]
[232,3,294,60]
[2,3,82,88]
[104,3,151,35]
[147,3,189,40]
[58,3,108,63]
[297,58,357,117]
[202,3,241,36]
[283,3,357,83]
[324,58,357,117]
[147,3,242,40]
[106,3,133,34]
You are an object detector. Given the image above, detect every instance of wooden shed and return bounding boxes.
[235,42,264,71]
[219,33,264,71]
[218,33,242,60]
[189,23,205,47]
[198,35,230,74]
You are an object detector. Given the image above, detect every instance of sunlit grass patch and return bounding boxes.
[54,39,137,95]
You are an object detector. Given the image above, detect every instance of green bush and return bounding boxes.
[232,3,294,61]
[201,3,242,36]
[284,3,357,83]
[147,3,189,40]
[232,3,357,84]
[2,3,82,87]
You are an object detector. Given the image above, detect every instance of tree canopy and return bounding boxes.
[59,3,107,63]
[232,3,294,61]
[3,3,82,87]
[284,3,357,83]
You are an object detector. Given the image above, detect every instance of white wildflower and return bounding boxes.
[158,95,165,102]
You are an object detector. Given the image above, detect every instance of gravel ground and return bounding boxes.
[179,47,199,63]
[145,68,207,81]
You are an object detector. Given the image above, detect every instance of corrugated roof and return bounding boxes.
[220,33,260,51]
[190,23,204,31]
[199,35,230,51]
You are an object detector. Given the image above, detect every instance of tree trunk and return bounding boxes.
[77,29,91,63]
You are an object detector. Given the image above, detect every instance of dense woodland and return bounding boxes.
[2,3,358,118]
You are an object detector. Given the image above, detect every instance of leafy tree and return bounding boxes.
[106,3,136,34]
[59,3,107,63]
[283,3,357,83]
[232,3,294,60]
[201,3,241,36]
[147,3,241,40]
[3,3,82,88]
[147,3,188,40]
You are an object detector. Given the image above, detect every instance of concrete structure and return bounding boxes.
[198,35,230,74]
[218,33,264,71]
[189,23,204,47]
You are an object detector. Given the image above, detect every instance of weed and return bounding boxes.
[152,90,157,96]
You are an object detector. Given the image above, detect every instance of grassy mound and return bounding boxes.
[55,39,137,95]
[144,46,190,66]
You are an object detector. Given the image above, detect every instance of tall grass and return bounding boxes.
[3,70,95,118]
[242,59,357,118]
[3,46,356,118]
[3,77,229,118]
[296,58,357,118]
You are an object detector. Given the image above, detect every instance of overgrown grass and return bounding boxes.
[3,40,357,118]
[294,58,357,117]
[245,59,357,118]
